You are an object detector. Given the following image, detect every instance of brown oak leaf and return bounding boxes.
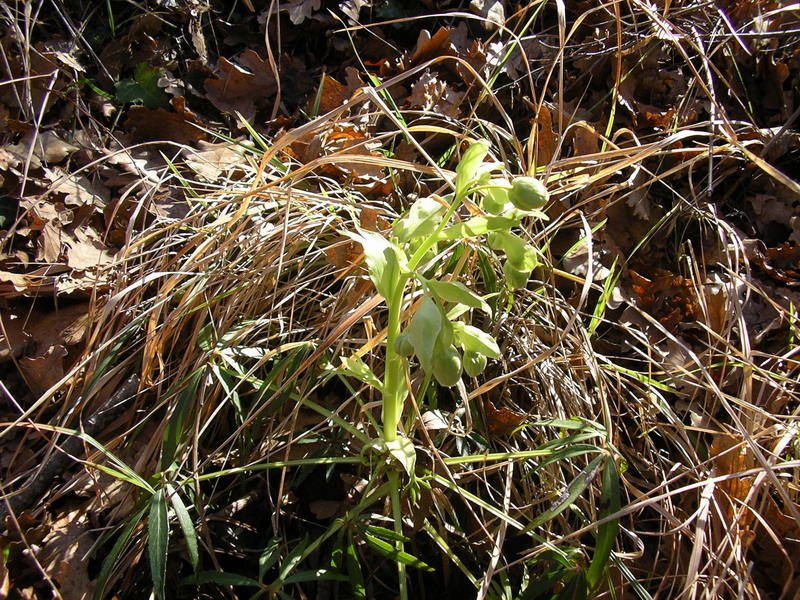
[205,50,278,121]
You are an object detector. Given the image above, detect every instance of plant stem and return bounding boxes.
[389,470,407,599]
[381,191,468,600]
[382,273,408,443]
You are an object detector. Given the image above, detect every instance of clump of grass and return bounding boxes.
[2,2,799,599]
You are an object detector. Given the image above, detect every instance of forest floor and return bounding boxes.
[1,1,800,599]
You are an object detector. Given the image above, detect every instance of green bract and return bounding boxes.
[509,176,549,211]
[503,261,530,290]
[482,179,511,215]
[462,351,487,377]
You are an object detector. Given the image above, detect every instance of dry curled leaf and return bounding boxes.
[630,266,699,328]
[484,400,526,436]
[124,97,206,145]
[204,50,278,121]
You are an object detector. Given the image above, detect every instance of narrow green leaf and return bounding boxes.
[426,279,491,314]
[362,532,433,570]
[185,571,261,587]
[346,532,367,599]
[586,458,620,589]
[277,534,309,583]
[364,524,409,543]
[162,369,203,470]
[282,569,348,584]
[149,488,169,600]
[93,505,148,600]
[259,537,282,581]
[167,484,199,575]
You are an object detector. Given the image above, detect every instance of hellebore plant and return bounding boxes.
[340,139,549,596]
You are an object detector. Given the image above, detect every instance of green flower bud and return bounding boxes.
[508,177,549,211]
[432,345,463,387]
[462,351,488,377]
[394,331,414,357]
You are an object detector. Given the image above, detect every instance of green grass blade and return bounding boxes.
[167,483,199,575]
[149,487,169,599]
[362,532,433,571]
[186,571,262,587]
[586,458,621,590]
[93,505,148,600]
[522,454,605,534]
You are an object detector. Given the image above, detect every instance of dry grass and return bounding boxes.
[1,1,799,598]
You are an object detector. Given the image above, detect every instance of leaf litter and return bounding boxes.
[1,1,799,598]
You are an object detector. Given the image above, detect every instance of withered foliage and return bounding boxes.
[1,1,799,598]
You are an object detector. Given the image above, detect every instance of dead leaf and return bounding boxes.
[531,105,558,167]
[630,266,700,329]
[408,70,464,119]
[43,168,109,208]
[124,97,206,145]
[572,123,601,156]
[745,240,800,286]
[484,400,526,436]
[64,227,116,270]
[311,74,349,115]
[282,0,322,24]
[204,50,278,121]
[309,500,341,519]
[36,220,64,264]
[41,507,96,600]
[411,28,457,67]
[469,0,505,30]
[19,344,68,397]
[0,310,29,362]
[183,141,244,182]
[21,130,78,164]
[711,434,756,536]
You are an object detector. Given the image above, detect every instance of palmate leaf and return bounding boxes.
[426,279,492,315]
[394,195,446,243]
[345,230,407,300]
[454,139,491,199]
[115,63,171,110]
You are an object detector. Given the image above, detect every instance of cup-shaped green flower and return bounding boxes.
[508,176,549,211]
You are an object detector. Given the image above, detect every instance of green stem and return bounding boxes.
[381,189,471,600]
[389,470,407,599]
[382,273,409,443]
